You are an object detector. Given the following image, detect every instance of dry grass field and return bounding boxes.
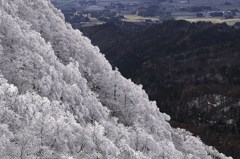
[178,17,240,25]
[123,14,159,22]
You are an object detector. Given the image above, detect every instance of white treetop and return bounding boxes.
[0,0,232,158]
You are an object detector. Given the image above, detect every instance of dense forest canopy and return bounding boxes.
[0,0,232,158]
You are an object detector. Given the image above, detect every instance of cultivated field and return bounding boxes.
[178,17,240,25]
[123,14,159,22]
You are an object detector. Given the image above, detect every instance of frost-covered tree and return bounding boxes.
[0,0,233,159]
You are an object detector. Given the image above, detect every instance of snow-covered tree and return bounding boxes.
[0,0,233,159]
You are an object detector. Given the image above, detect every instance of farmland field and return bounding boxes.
[123,14,159,22]
[178,17,240,25]
[159,0,240,11]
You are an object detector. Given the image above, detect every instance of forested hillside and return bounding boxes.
[0,0,232,159]
[82,21,240,118]
[81,21,240,158]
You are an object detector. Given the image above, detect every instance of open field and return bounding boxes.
[123,14,240,26]
[123,14,159,22]
[178,17,240,25]
[159,0,240,13]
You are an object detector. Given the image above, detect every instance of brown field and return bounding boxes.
[123,14,159,22]
[178,17,240,26]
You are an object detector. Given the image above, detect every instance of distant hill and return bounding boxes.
[81,20,240,158]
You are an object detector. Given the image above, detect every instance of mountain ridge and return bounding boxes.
[0,0,231,158]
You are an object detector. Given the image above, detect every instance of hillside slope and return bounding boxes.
[0,0,231,159]
[82,21,240,117]
[80,21,240,158]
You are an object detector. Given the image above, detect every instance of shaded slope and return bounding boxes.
[81,21,240,121]
[81,21,240,158]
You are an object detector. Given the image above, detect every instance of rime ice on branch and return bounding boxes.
[0,0,232,158]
